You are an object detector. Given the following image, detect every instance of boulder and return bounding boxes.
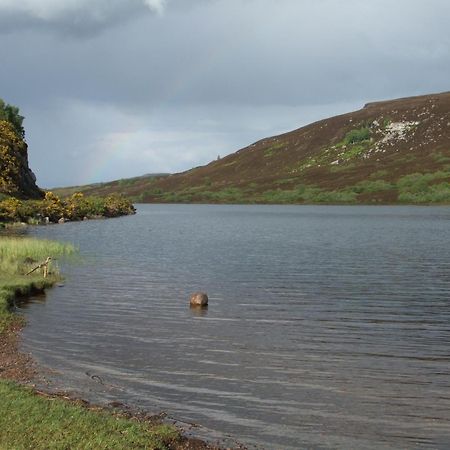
[190,292,208,307]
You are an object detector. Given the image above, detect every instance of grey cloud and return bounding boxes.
[3,0,448,109]
[0,0,448,186]
[0,0,166,36]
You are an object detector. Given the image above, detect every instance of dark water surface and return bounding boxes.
[20,204,450,449]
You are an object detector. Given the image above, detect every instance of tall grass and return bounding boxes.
[0,237,75,332]
[0,237,75,277]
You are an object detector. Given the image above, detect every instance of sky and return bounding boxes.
[0,0,449,187]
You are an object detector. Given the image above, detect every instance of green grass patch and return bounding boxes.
[0,238,75,332]
[0,381,179,449]
[264,142,284,158]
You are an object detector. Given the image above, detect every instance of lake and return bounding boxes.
[19,204,450,449]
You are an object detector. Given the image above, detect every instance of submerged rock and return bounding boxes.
[189,292,208,307]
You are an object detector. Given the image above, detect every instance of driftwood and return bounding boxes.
[25,257,52,278]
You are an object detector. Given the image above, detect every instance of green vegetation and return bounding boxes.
[0,192,135,225]
[397,171,450,203]
[0,237,75,332]
[343,126,371,145]
[0,120,30,196]
[264,142,284,158]
[0,98,24,138]
[293,125,374,174]
[261,186,357,204]
[0,381,179,449]
[350,180,394,194]
[432,152,450,164]
[138,169,449,205]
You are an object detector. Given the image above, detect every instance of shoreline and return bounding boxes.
[0,241,235,450]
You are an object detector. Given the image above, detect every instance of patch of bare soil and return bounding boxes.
[0,321,35,382]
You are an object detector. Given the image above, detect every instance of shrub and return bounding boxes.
[0,98,24,138]
[0,192,135,224]
[0,197,22,221]
[351,180,394,194]
[41,191,65,222]
[343,127,371,145]
[103,193,136,217]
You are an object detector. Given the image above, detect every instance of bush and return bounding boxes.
[351,180,394,194]
[0,197,22,221]
[343,127,371,145]
[0,192,135,224]
[0,98,24,138]
[103,193,136,217]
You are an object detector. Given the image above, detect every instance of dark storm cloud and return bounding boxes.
[0,0,166,36]
[0,0,448,186]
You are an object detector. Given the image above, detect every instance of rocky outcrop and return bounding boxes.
[0,120,42,199]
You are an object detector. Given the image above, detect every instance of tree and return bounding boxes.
[0,98,25,138]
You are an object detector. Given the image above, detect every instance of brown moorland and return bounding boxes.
[55,92,450,204]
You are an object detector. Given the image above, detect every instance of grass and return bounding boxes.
[0,381,179,450]
[0,237,184,449]
[0,238,75,276]
[0,237,75,333]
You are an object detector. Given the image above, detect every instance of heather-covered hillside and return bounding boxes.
[54,92,450,205]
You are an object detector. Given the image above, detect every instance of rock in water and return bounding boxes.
[190,292,208,307]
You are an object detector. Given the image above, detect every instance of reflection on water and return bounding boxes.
[19,205,450,449]
[190,305,209,317]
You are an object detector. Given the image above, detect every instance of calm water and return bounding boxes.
[18,204,450,449]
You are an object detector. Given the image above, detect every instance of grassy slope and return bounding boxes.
[52,174,170,203]
[54,92,450,204]
[0,238,181,450]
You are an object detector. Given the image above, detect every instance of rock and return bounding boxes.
[58,217,65,224]
[190,292,208,307]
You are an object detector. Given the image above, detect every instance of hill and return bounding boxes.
[58,92,450,204]
[52,173,170,200]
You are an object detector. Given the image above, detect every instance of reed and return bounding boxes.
[0,237,75,332]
